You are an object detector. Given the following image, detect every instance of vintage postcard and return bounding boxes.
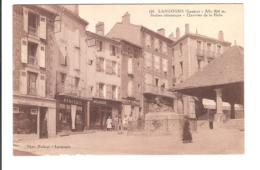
[12,3,243,156]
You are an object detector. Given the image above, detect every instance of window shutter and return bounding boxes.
[23,8,28,33]
[75,29,80,47]
[117,63,120,77]
[39,16,47,39]
[21,38,28,64]
[19,71,27,94]
[39,44,46,68]
[117,86,121,100]
[96,82,99,97]
[37,74,46,97]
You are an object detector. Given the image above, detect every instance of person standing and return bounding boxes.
[117,116,123,134]
[106,116,112,131]
[182,118,192,143]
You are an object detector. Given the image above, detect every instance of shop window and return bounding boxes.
[28,41,38,65]
[27,72,37,95]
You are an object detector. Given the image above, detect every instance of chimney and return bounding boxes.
[218,30,224,41]
[157,28,165,36]
[185,24,190,34]
[96,22,104,36]
[176,27,180,39]
[122,12,130,24]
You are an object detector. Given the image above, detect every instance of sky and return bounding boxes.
[79,4,243,46]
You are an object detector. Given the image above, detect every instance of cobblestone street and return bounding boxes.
[13,127,244,155]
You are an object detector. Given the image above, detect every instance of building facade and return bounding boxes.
[86,23,122,129]
[120,40,143,121]
[171,24,231,118]
[107,12,175,116]
[13,5,57,138]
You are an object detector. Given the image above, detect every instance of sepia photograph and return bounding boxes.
[11,3,244,156]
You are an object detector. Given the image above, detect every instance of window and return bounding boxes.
[98,83,105,98]
[198,60,202,71]
[217,45,222,54]
[27,72,37,95]
[197,41,202,49]
[112,61,117,75]
[75,77,80,88]
[154,55,160,71]
[106,84,112,99]
[144,52,152,68]
[154,38,159,51]
[28,41,38,65]
[162,42,167,53]
[155,78,159,87]
[162,58,168,73]
[128,58,133,74]
[60,46,67,66]
[97,40,103,51]
[145,74,153,85]
[172,66,175,77]
[74,48,80,70]
[180,61,183,75]
[179,43,183,55]
[60,73,66,84]
[96,57,104,72]
[28,12,38,36]
[145,34,151,48]
[105,60,113,74]
[112,85,117,99]
[207,43,211,50]
[111,45,116,56]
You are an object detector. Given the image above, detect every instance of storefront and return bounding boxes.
[56,95,90,133]
[13,94,56,138]
[122,98,141,120]
[90,98,122,129]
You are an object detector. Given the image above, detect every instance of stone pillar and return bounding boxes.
[230,102,235,119]
[47,107,57,137]
[86,101,91,129]
[215,88,224,122]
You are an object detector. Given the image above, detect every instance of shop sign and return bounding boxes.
[93,99,107,105]
[62,97,83,106]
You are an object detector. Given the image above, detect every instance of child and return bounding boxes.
[106,116,112,131]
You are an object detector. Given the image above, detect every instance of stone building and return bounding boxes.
[40,5,90,134]
[13,5,57,138]
[171,24,231,118]
[107,12,175,117]
[86,22,122,129]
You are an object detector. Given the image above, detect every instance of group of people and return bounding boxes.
[106,115,134,134]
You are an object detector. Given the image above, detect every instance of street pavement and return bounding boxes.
[13,127,244,155]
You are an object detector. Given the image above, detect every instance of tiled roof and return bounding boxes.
[173,45,244,91]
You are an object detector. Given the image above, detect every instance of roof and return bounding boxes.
[173,33,231,46]
[107,22,174,47]
[107,22,142,46]
[86,31,120,45]
[173,45,244,91]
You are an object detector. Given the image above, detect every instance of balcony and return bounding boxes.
[144,84,173,98]
[28,26,38,37]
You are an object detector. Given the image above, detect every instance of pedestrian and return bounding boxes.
[106,116,112,131]
[182,118,192,143]
[122,115,128,132]
[117,115,123,134]
[127,115,133,135]
[113,115,119,131]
